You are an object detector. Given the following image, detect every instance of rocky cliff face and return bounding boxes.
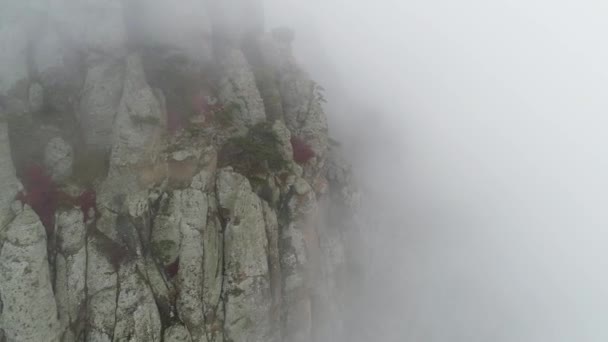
[0,1,362,342]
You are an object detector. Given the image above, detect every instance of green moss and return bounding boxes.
[218,122,288,175]
[151,239,177,264]
[130,114,160,126]
[214,102,239,127]
[248,176,267,189]
[226,287,245,297]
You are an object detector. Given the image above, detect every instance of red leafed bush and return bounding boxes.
[290,136,315,164]
[165,258,180,279]
[76,189,99,222]
[17,163,99,234]
[167,111,183,134]
[17,164,59,234]
[191,91,210,114]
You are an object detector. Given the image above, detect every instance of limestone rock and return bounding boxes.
[272,120,294,163]
[254,33,329,176]
[216,168,274,342]
[109,54,165,169]
[0,2,360,341]
[85,231,119,342]
[164,324,192,342]
[79,58,125,154]
[216,48,266,127]
[54,209,87,340]
[0,206,61,342]
[0,124,20,228]
[113,261,162,342]
[44,136,73,182]
[173,189,208,341]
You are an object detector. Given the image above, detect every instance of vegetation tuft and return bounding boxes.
[218,122,287,175]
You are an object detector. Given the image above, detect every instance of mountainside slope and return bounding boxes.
[0,1,362,341]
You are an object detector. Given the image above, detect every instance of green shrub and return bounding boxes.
[218,122,287,175]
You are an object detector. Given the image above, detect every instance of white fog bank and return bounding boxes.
[267,1,608,341]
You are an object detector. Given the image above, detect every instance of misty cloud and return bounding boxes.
[266,0,608,341]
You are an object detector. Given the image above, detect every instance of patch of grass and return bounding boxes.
[214,102,239,127]
[130,114,160,126]
[218,122,288,176]
[151,239,177,264]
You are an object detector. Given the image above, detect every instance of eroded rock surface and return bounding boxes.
[0,2,362,341]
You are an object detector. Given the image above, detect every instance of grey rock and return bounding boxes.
[256,34,329,176]
[0,3,360,341]
[202,199,224,342]
[112,261,162,342]
[0,206,61,342]
[271,120,294,163]
[109,54,165,170]
[44,137,73,182]
[173,189,208,341]
[0,124,20,229]
[216,48,266,127]
[262,201,282,328]
[216,168,274,342]
[78,58,125,154]
[150,194,181,267]
[163,324,192,342]
[54,210,87,341]
[280,181,321,342]
[85,234,118,342]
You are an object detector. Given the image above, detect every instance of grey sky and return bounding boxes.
[267,1,608,341]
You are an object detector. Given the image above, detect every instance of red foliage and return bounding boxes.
[190,91,225,126]
[290,137,315,164]
[165,258,180,279]
[17,163,99,235]
[192,91,211,114]
[167,111,183,134]
[76,189,99,222]
[18,164,59,235]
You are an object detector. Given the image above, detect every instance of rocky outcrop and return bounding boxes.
[0,206,61,342]
[244,31,329,182]
[216,48,267,128]
[0,2,362,342]
[217,168,276,342]
[44,137,74,183]
[78,58,126,155]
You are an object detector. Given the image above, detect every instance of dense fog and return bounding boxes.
[2,0,607,341]
[266,0,608,341]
